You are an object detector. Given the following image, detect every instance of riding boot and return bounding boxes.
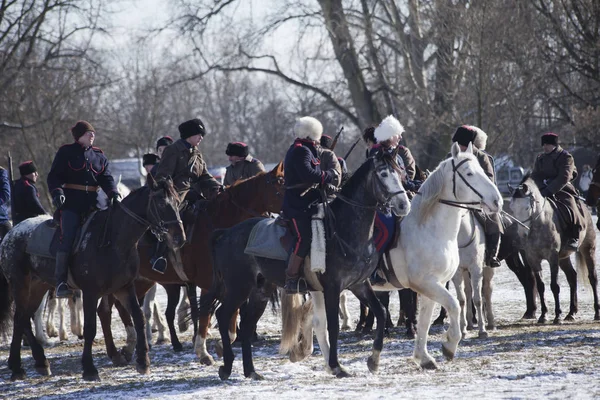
[564,224,581,251]
[370,258,387,285]
[283,254,308,294]
[151,240,168,274]
[55,251,74,298]
[485,232,502,268]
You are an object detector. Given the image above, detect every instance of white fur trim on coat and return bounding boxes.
[374,115,404,143]
[466,125,488,151]
[294,116,323,142]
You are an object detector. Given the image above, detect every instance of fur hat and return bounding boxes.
[452,125,478,147]
[155,136,174,150]
[456,125,488,150]
[71,120,94,140]
[226,142,249,158]
[178,118,205,139]
[374,115,404,144]
[320,135,334,150]
[362,127,376,144]
[541,132,558,146]
[19,161,36,176]
[294,116,323,142]
[142,153,159,167]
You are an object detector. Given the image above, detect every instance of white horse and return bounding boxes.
[142,283,169,344]
[452,212,495,339]
[34,290,83,345]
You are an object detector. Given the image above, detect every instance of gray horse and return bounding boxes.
[509,174,599,323]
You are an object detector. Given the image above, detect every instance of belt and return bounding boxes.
[63,183,99,192]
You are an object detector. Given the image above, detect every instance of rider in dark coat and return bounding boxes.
[283,116,337,293]
[223,142,265,186]
[0,166,11,241]
[12,161,47,225]
[452,125,504,268]
[47,120,119,297]
[531,132,583,250]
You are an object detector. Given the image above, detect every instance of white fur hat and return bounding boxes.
[468,125,488,151]
[374,115,405,143]
[294,116,323,142]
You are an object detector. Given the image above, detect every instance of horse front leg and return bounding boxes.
[164,284,183,352]
[240,287,273,380]
[324,287,348,378]
[350,282,386,374]
[470,267,488,338]
[559,257,578,321]
[70,290,84,339]
[97,295,127,366]
[82,291,100,381]
[451,272,468,339]
[506,253,537,319]
[339,291,351,330]
[582,248,600,320]
[413,293,437,369]
[534,269,548,323]
[482,266,496,330]
[548,258,563,324]
[9,310,27,380]
[115,286,150,375]
[186,283,199,342]
[114,297,136,361]
[311,291,331,370]
[195,289,218,365]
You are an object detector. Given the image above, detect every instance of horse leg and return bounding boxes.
[82,291,101,381]
[432,282,450,326]
[350,282,386,374]
[324,287,349,378]
[312,291,331,370]
[423,282,461,364]
[581,248,600,320]
[339,290,351,330]
[506,253,537,319]
[195,289,218,366]
[240,288,272,380]
[548,258,563,324]
[70,290,84,339]
[142,284,157,345]
[362,301,375,334]
[118,286,151,375]
[46,294,58,338]
[482,266,496,330]
[23,315,51,376]
[356,301,367,332]
[58,298,68,341]
[451,272,468,339]
[558,257,578,321]
[164,284,183,352]
[9,309,28,380]
[412,293,438,369]
[187,284,199,344]
[153,300,168,343]
[217,296,248,380]
[380,291,393,330]
[33,292,49,346]
[97,295,127,366]
[397,290,405,327]
[114,298,136,361]
[534,270,548,324]
[470,267,488,338]
[177,288,191,333]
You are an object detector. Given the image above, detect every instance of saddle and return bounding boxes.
[244,216,290,261]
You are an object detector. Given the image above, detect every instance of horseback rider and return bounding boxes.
[142,153,159,176]
[0,165,11,241]
[156,136,174,159]
[223,142,265,186]
[12,161,47,225]
[531,132,583,251]
[282,116,338,293]
[47,121,119,298]
[320,135,347,183]
[452,125,503,268]
[151,118,222,273]
[317,135,342,189]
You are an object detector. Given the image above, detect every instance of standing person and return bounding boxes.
[12,161,47,225]
[282,116,338,293]
[451,125,503,268]
[578,164,593,198]
[531,132,583,250]
[0,165,11,241]
[223,142,265,186]
[47,120,119,297]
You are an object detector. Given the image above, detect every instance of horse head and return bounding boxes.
[261,161,285,212]
[585,165,600,207]
[370,150,411,216]
[509,174,543,230]
[447,142,503,213]
[146,174,185,249]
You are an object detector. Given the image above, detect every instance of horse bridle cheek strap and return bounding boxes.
[372,166,406,209]
[452,158,484,201]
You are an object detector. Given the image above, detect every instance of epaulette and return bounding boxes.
[294,143,303,148]
[92,146,104,153]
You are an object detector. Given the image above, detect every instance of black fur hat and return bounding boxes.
[320,135,334,150]
[452,125,477,146]
[155,136,173,150]
[178,118,205,139]
[142,153,159,166]
[362,127,376,144]
[541,133,558,146]
[226,142,249,158]
[71,120,94,140]
[19,161,37,176]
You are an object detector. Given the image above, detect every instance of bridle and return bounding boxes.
[516,190,546,227]
[438,158,485,211]
[227,172,285,217]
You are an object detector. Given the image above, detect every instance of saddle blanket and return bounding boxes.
[244,218,289,261]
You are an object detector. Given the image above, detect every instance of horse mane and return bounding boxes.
[339,158,374,198]
[513,172,541,199]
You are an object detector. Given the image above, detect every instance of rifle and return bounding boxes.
[343,137,362,161]
[330,126,344,151]
[7,152,14,221]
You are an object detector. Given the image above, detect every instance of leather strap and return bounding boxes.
[63,183,98,192]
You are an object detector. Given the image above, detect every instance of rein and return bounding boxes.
[432,157,485,211]
[458,211,477,249]
[118,193,182,240]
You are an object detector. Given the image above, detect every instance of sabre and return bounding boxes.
[330,126,344,151]
[501,210,530,230]
[343,137,362,161]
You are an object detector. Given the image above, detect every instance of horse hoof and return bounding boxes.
[367,356,379,373]
[537,317,547,324]
[77,335,84,340]
[564,314,575,322]
[553,318,562,325]
[10,369,26,381]
[247,371,264,380]
[200,355,215,366]
[111,354,128,367]
[522,311,536,320]
[218,366,231,381]
[421,360,438,370]
[155,338,167,345]
[478,331,489,339]
[442,344,455,361]
[35,364,51,376]
[82,371,100,382]
[136,364,150,375]
[215,341,224,358]
[594,315,600,321]
[172,342,183,352]
[333,367,352,378]
[120,349,133,363]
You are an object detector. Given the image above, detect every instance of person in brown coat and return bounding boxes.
[531,132,583,250]
[223,142,265,186]
[452,125,503,268]
[317,135,342,188]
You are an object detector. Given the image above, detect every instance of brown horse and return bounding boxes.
[0,177,184,381]
[97,162,285,365]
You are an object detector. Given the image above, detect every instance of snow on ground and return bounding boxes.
[1,216,600,399]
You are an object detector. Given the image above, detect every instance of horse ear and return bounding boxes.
[466,142,474,154]
[273,161,284,175]
[451,142,460,158]
[521,183,530,195]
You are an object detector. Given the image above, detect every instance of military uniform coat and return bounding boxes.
[154,139,220,198]
[47,142,117,214]
[223,156,265,186]
[12,177,47,224]
[317,148,342,187]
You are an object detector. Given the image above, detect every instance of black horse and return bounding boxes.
[0,176,184,381]
[204,151,411,380]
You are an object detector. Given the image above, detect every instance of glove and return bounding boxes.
[540,188,552,198]
[325,183,340,195]
[52,193,65,209]
[110,192,122,206]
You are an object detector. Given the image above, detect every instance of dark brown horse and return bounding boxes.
[97,162,285,365]
[0,177,184,381]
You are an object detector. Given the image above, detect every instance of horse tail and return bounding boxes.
[279,292,313,362]
[0,271,13,336]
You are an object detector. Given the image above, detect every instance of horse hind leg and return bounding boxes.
[482,266,496,330]
[33,292,49,346]
[578,243,600,320]
[23,316,51,377]
[548,260,564,324]
[451,273,468,339]
[164,284,183,352]
[312,291,331,371]
[339,290,351,330]
[240,288,273,380]
[470,267,488,338]
[115,286,151,376]
[70,290,84,339]
[45,294,58,338]
[559,257,578,321]
[58,298,68,341]
[535,270,548,324]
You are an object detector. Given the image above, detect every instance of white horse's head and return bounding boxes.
[447,142,503,213]
[371,151,411,217]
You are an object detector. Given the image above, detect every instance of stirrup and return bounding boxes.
[488,257,502,268]
[284,276,308,294]
[370,270,387,285]
[564,239,579,251]
[55,282,74,298]
[151,257,167,274]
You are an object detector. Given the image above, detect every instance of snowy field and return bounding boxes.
[1,216,600,399]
